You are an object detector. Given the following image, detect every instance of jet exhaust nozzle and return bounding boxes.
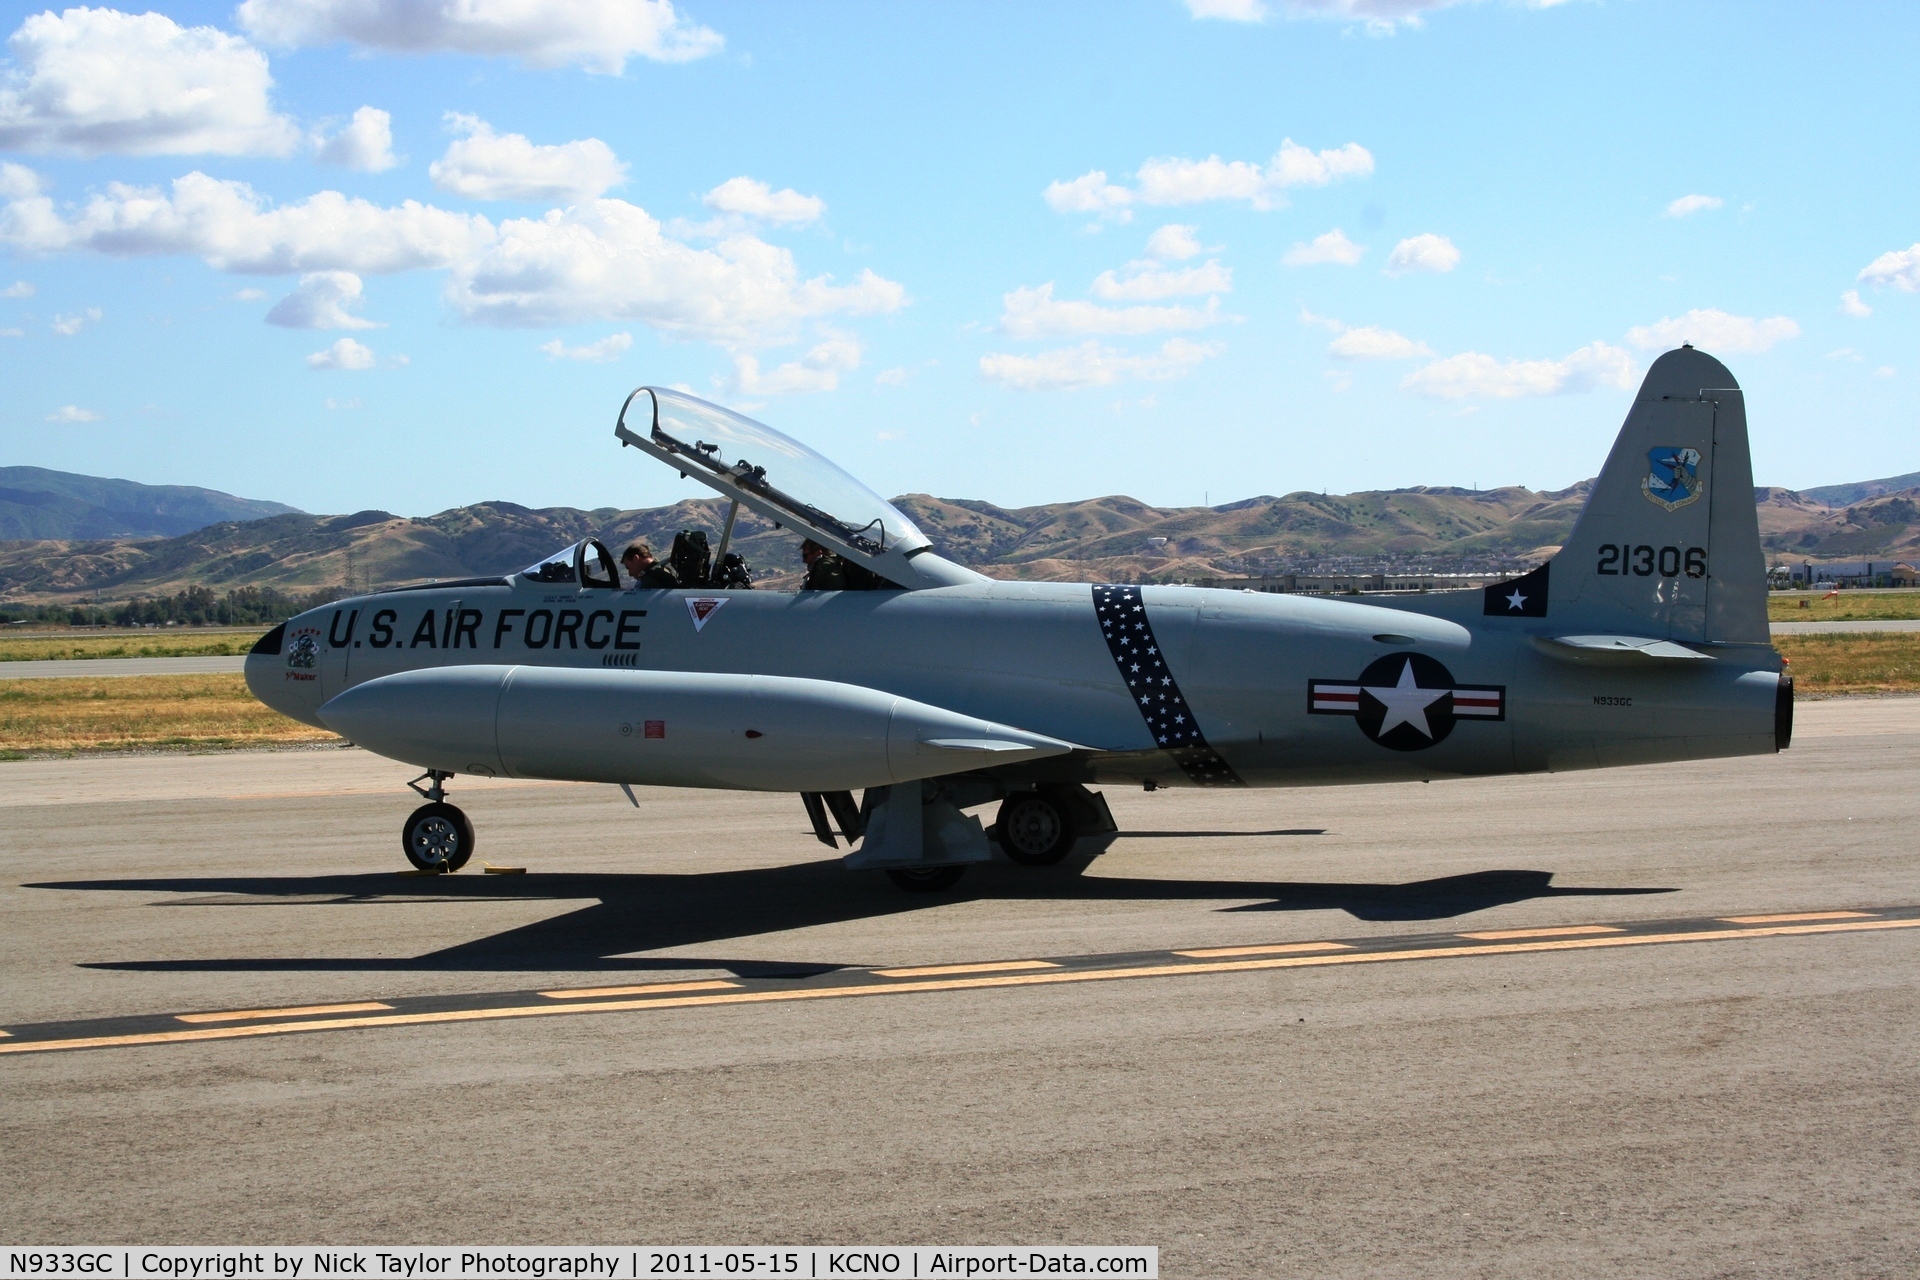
[318,665,1076,792]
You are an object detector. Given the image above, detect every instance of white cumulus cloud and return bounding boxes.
[979,338,1222,392]
[315,105,397,172]
[1283,228,1364,267]
[727,335,862,395]
[306,336,376,369]
[266,271,380,329]
[0,161,45,198]
[1046,139,1372,218]
[51,306,101,335]
[1665,194,1723,218]
[1403,342,1637,400]
[429,114,625,203]
[236,0,722,73]
[539,331,632,362]
[1273,0,1475,32]
[702,177,824,225]
[1,278,32,298]
[1839,289,1872,318]
[1187,0,1268,19]
[1145,224,1203,261]
[1329,325,1431,360]
[46,404,100,422]
[1623,309,1799,353]
[0,171,496,274]
[443,199,905,344]
[0,8,298,156]
[1384,233,1459,276]
[1858,243,1920,292]
[999,283,1226,338]
[1302,310,1428,359]
[1090,259,1232,301]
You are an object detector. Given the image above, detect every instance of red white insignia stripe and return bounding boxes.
[1311,684,1363,712]
[1309,680,1504,720]
[1451,690,1503,717]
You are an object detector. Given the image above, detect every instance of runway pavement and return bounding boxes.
[3,697,1918,1275]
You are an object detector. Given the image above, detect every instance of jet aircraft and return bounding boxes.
[248,346,1790,891]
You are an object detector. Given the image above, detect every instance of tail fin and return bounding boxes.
[1546,346,1768,644]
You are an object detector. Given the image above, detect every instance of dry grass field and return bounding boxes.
[0,674,337,756]
[0,630,269,663]
[1775,632,1920,695]
[1768,590,1920,622]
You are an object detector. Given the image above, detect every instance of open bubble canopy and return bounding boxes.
[639,388,928,556]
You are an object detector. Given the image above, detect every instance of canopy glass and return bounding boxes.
[640,388,925,555]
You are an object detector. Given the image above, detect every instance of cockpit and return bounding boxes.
[518,539,620,587]
[517,391,983,594]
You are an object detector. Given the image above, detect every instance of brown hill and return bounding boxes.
[2,481,1915,605]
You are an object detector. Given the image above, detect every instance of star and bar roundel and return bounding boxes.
[1308,653,1505,752]
[1093,585,1242,786]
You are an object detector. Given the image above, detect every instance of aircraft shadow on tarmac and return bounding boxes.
[30,849,1677,978]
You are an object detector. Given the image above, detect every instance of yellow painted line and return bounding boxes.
[176,1000,393,1024]
[872,960,1060,978]
[1718,910,1874,924]
[540,979,738,1000]
[1459,924,1626,941]
[5,917,1918,1057]
[1175,941,1353,958]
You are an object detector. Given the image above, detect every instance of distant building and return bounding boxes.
[1778,560,1912,588]
[1893,562,1918,587]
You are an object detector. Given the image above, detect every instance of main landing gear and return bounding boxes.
[994,788,1079,865]
[403,770,474,872]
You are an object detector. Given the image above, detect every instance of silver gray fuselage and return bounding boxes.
[250,576,1782,790]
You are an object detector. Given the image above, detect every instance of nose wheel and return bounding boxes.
[403,770,474,872]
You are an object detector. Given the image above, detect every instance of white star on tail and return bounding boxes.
[1363,659,1446,739]
[1505,588,1527,611]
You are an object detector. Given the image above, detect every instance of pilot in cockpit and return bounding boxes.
[622,541,678,589]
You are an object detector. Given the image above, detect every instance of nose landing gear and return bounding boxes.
[403,770,474,872]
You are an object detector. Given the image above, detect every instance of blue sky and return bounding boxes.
[0,0,1915,518]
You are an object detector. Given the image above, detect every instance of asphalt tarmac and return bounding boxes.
[3,698,1918,1276]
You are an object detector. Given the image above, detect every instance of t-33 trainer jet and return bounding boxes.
[248,346,1789,891]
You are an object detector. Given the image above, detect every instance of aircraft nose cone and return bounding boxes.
[243,622,329,728]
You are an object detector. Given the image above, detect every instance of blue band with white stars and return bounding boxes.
[1092,584,1242,787]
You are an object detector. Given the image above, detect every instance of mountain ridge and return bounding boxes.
[0,466,303,541]
[2,473,1915,604]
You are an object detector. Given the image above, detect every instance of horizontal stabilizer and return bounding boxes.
[1532,634,1714,665]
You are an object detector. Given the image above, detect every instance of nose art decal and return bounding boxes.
[1093,585,1241,786]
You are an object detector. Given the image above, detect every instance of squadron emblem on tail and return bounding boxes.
[1642,446,1704,511]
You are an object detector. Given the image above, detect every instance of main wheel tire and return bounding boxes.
[886,866,967,893]
[995,790,1077,865]
[403,802,474,872]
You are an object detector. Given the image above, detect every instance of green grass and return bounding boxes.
[0,630,269,662]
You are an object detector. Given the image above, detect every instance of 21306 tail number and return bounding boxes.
[1596,544,1705,578]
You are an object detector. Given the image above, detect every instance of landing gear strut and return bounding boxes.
[403,770,474,872]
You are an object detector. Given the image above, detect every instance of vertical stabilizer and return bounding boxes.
[1547,347,1768,644]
